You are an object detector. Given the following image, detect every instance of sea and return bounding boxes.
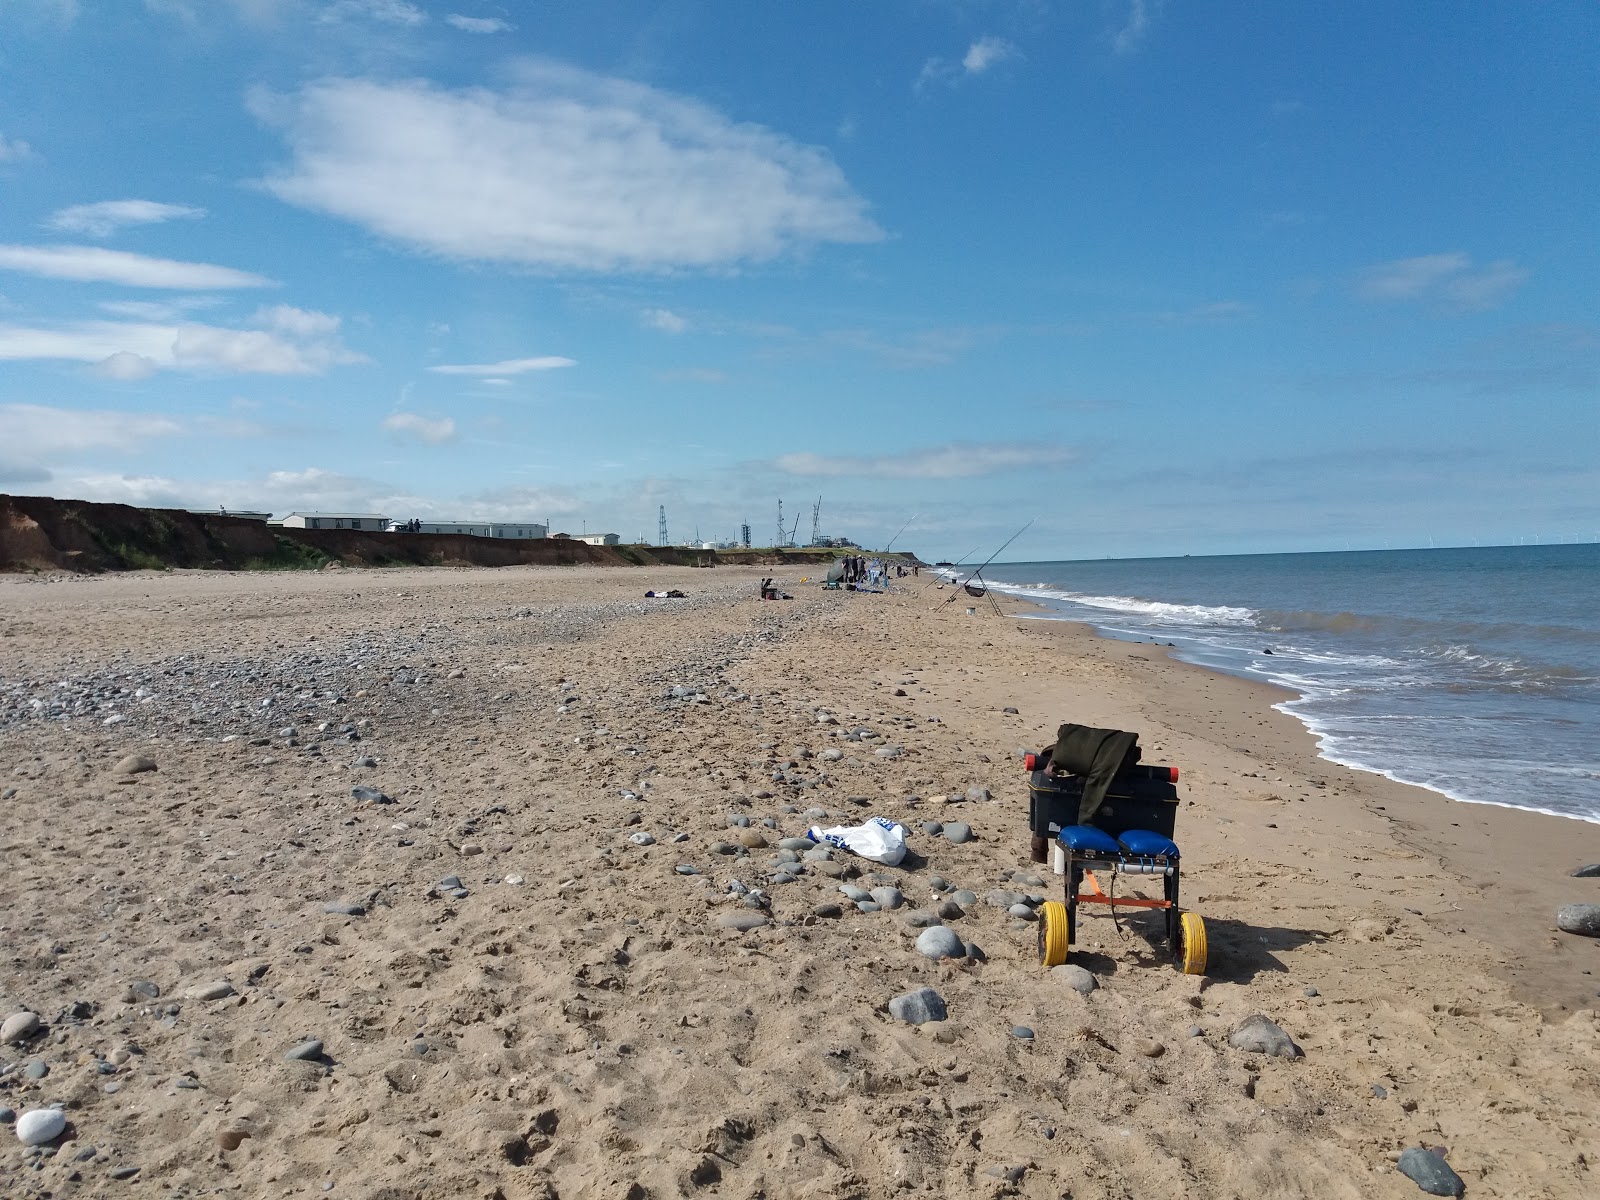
[959,544,1600,824]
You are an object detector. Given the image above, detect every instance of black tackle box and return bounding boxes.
[1028,769,1179,840]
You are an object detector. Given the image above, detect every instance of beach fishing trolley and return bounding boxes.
[1024,750,1207,974]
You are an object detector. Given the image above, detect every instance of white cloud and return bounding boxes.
[0,132,36,163]
[0,402,182,457]
[99,296,223,321]
[1356,252,1529,311]
[642,307,688,333]
[253,66,882,272]
[963,37,1015,74]
[427,355,576,376]
[774,442,1076,480]
[0,244,271,289]
[321,0,426,25]
[47,199,206,238]
[382,412,458,444]
[446,13,510,33]
[0,306,365,375]
[1113,0,1151,54]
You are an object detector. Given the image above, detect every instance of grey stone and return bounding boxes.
[1229,1014,1301,1058]
[812,903,843,919]
[802,846,834,862]
[185,981,235,1001]
[1,1012,42,1044]
[1008,903,1037,920]
[437,875,462,890]
[870,886,904,910]
[350,785,393,804]
[1011,1025,1035,1040]
[904,910,940,928]
[284,1039,324,1062]
[921,821,944,836]
[15,1108,66,1146]
[1013,874,1045,887]
[23,1060,48,1080]
[888,987,947,1025]
[1556,903,1600,936]
[1571,863,1600,878]
[839,884,872,902]
[1187,1024,1204,1038]
[944,823,972,845]
[1371,1083,1388,1098]
[1396,1147,1465,1197]
[1002,706,1020,715]
[709,841,740,856]
[629,832,656,846]
[856,902,880,913]
[1052,964,1097,994]
[114,754,157,775]
[965,787,991,804]
[937,900,965,920]
[1304,986,1320,997]
[951,889,978,906]
[915,926,965,960]
[353,756,378,768]
[717,912,770,932]
[0,1108,13,1124]
[986,889,1021,908]
[322,902,365,916]
[108,1166,141,1180]
[928,876,951,892]
[674,864,700,875]
[778,837,813,851]
[963,940,986,962]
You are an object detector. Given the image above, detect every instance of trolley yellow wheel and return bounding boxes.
[1175,911,1208,975]
[1038,901,1070,967]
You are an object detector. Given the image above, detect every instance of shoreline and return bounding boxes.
[2,563,1597,1197]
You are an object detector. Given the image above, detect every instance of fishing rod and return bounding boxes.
[882,512,919,554]
[944,517,1036,604]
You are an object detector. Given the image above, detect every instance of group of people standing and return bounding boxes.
[838,555,917,589]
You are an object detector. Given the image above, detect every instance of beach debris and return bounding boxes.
[114,754,157,775]
[1,1011,42,1044]
[1396,1147,1466,1197]
[15,1108,66,1146]
[1571,864,1600,878]
[1229,1015,1301,1057]
[888,987,947,1025]
[807,817,908,865]
[1555,903,1600,936]
[915,926,965,960]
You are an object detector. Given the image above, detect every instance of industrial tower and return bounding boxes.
[776,499,785,549]
[657,505,668,547]
[810,496,822,546]
[740,523,751,548]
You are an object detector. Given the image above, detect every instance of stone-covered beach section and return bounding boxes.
[1,564,1596,1199]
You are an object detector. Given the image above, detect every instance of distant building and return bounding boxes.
[386,520,547,539]
[578,533,621,546]
[278,512,389,531]
[190,508,272,522]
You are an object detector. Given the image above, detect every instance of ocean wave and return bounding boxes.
[984,579,1256,626]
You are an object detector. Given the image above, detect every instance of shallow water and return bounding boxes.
[965,544,1600,823]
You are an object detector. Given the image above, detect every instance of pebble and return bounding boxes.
[1011,1025,1035,1041]
[986,889,1019,908]
[23,1060,48,1079]
[284,1039,324,1061]
[1187,1024,1204,1038]
[1396,1147,1466,1197]
[15,1108,66,1146]
[855,901,880,913]
[186,981,235,1001]
[951,889,978,906]
[1571,863,1600,878]
[0,1108,12,1124]
[322,902,365,916]
[1051,964,1098,994]
[716,912,769,932]
[350,785,393,805]
[821,748,843,761]
[1371,1083,1389,1098]
[629,832,657,846]
[943,823,973,844]
[1304,986,1320,997]
[904,911,940,928]
[915,926,966,960]
[1138,1039,1165,1058]
[801,846,833,862]
[674,864,700,875]
[1,1012,42,1044]
[353,756,378,768]
[888,987,947,1025]
[965,787,991,804]
[870,886,903,910]
[114,754,157,775]
[921,820,943,836]
[839,884,872,902]
[1229,1014,1301,1058]
[1555,903,1600,936]
[1008,903,1037,921]
[737,829,768,849]
[874,745,904,759]
[778,837,812,851]
[108,1166,141,1180]
[937,899,965,919]
[812,903,843,919]
[928,876,951,892]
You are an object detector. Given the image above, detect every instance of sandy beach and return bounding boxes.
[1,563,1597,1199]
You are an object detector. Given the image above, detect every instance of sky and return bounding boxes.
[0,1,1596,561]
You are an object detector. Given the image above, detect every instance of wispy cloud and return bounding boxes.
[0,305,365,376]
[320,0,426,25]
[963,37,1016,74]
[253,65,882,272]
[382,412,457,444]
[1,402,183,457]
[1355,252,1529,311]
[773,442,1076,480]
[47,199,206,238]
[427,355,576,376]
[1112,0,1152,54]
[445,13,510,33]
[642,307,688,333]
[0,244,270,289]
[0,132,36,163]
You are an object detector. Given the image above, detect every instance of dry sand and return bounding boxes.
[0,563,1597,1199]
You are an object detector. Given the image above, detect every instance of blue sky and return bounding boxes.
[1,1,1595,560]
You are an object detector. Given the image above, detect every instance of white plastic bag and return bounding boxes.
[807,816,908,866]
